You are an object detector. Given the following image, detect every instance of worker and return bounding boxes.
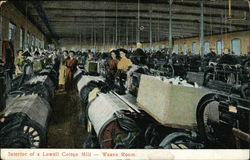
[187,50,192,56]
[108,50,119,75]
[65,51,78,92]
[21,50,33,75]
[87,51,94,61]
[117,49,133,71]
[14,50,24,75]
[116,49,133,94]
[247,51,250,57]
[59,50,69,90]
[218,49,238,65]
[206,48,216,59]
[32,51,43,73]
[131,47,148,65]
[107,50,119,87]
[53,49,61,73]
[4,48,15,80]
[84,51,96,73]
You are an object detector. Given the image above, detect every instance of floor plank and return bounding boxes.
[47,89,88,148]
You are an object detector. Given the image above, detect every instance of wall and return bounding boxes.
[173,31,250,55]
[57,41,169,52]
[0,2,46,57]
[57,30,250,54]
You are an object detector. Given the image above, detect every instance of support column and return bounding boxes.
[157,18,160,42]
[137,0,140,43]
[149,9,152,48]
[103,20,105,46]
[103,2,106,47]
[168,0,173,51]
[115,0,118,47]
[131,22,134,45]
[154,23,157,44]
[112,28,115,46]
[118,24,121,46]
[126,21,128,46]
[0,2,3,58]
[80,32,82,48]
[200,0,204,56]
[91,19,94,47]
[93,20,96,49]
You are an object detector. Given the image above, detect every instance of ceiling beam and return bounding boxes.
[31,0,60,43]
[40,0,249,12]
[10,0,51,41]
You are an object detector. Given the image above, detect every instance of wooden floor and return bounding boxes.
[47,89,88,148]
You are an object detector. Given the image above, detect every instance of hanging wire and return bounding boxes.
[157,0,160,42]
[91,18,94,47]
[137,0,140,43]
[80,28,82,48]
[118,23,120,46]
[154,20,157,43]
[209,5,213,44]
[126,3,129,47]
[126,20,128,46]
[25,1,28,49]
[76,16,80,47]
[103,1,106,47]
[0,1,4,56]
[113,27,115,46]
[158,16,160,42]
[131,21,134,47]
[168,0,173,50]
[226,0,232,32]
[94,19,96,49]
[74,16,77,46]
[115,0,118,47]
[224,0,228,52]
[149,5,152,48]
[220,11,224,54]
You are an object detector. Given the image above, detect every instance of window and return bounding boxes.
[100,48,105,53]
[182,43,187,54]
[173,44,178,54]
[31,35,35,46]
[27,33,30,47]
[37,38,40,48]
[20,28,25,49]
[41,40,44,49]
[216,40,224,55]
[9,22,16,42]
[38,39,41,48]
[204,41,210,54]
[62,47,67,52]
[231,38,241,55]
[36,38,39,48]
[155,46,160,51]
[35,37,38,47]
[34,37,36,47]
[192,42,197,54]
[90,48,96,53]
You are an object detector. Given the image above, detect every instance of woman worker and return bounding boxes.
[65,51,78,92]
[14,50,24,75]
[107,50,119,87]
[116,49,133,94]
[59,50,69,90]
[117,49,133,71]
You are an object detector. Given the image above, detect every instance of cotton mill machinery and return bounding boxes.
[0,62,59,148]
[75,57,250,149]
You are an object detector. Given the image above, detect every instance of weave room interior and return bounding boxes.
[0,0,249,150]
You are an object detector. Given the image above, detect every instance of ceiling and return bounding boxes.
[11,0,250,46]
